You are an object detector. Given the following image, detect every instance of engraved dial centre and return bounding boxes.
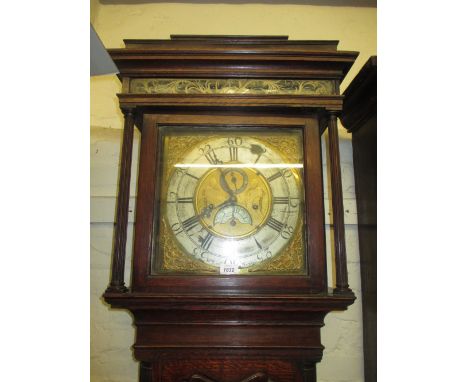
[194,168,272,238]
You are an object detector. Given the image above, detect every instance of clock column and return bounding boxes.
[327,112,351,294]
[106,107,135,293]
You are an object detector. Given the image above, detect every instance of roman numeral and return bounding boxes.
[205,150,221,165]
[266,217,284,232]
[229,146,238,162]
[186,173,199,181]
[273,197,289,204]
[181,216,199,232]
[254,237,263,250]
[171,222,184,235]
[177,197,193,204]
[267,172,282,182]
[176,168,199,181]
[200,233,214,250]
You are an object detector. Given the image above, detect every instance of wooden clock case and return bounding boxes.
[102,36,359,382]
[341,56,377,382]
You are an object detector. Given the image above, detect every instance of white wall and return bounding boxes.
[91,3,376,381]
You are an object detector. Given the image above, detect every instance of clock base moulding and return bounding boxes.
[104,291,355,382]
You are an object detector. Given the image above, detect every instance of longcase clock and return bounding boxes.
[102,35,359,382]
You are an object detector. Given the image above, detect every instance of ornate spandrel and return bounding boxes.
[157,218,218,274]
[248,219,305,274]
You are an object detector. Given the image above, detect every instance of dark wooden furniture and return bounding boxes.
[102,36,359,382]
[341,56,377,382]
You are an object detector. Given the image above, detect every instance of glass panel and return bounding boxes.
[152,126,307,276]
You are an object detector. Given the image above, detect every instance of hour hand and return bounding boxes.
[212,197,235,210]
[199,197,236,218]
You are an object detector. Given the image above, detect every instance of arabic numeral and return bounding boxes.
[281,225,294,239]
[199,144,211,154]
[282,169,293,178]
[192,247,208,260]
[171,222,183,236]
[257,249,272,261]
[176,167,188,176]
[175,167,199,181]
[289,197,299,208]
[167,191,178,203]
[227,137,242,146]
[199,144,222,165]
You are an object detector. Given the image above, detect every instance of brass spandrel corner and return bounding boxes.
[248,219,305,274]
[130,79,334,96]
[159,218,218,274]
[251,133,303,164]
[162,133,220,185]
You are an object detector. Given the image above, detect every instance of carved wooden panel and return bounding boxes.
[186,372,270,382]
[159,359,300,382]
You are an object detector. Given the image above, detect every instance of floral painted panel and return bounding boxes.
[129,78,335,96]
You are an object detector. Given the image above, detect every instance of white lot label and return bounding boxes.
[220,266,239,275]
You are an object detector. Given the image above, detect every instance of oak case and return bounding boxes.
[133,113,326,294]
[103,36,358,382]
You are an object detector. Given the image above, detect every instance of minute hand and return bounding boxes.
[199,196,237,218]
[219,169,248,196]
